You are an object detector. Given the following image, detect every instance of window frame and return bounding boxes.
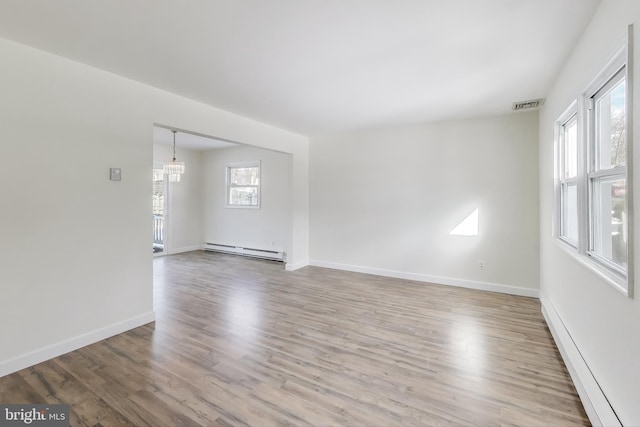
[586,66,629,277]
[225,160,261,209]
[553,33,634,298]
[556,103,580,248]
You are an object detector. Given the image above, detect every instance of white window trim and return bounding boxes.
[225,160,261,209]
[553,26,634,298]
[555,100,579,249]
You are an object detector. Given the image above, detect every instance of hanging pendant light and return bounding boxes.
[163,130,185,182]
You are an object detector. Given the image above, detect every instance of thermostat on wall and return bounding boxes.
[110,168,122,181]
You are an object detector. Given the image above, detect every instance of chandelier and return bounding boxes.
[163,130,185,182]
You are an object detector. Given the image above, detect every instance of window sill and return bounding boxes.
[225,204,261,210]
[553,238,632,298]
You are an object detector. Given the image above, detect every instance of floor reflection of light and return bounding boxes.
[452,319,485,377]
[226,290,260,342]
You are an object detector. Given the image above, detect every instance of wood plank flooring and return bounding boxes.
[1,251,589,426]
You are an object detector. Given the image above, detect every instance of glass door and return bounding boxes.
[153,168,166,255]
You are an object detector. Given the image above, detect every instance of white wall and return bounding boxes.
[539,1,640,425]
[201,145,292,255]
[310,112,539,295]
[0,37,308,376]
[153,144,202,253]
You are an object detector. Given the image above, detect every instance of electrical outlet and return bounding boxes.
[479,260,486,270]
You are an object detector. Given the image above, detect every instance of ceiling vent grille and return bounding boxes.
[512,98,545,110]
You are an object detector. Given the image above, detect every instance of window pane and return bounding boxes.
[153,168,164,215]
[230,167,259,186]
[596,77,626,169]
[592,177,627,267]
[564,118,578,178]
[229,186,259,206]
[562,183,578,243]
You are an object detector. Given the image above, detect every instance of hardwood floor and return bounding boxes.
[1,251,589,426]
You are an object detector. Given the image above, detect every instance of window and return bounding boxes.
[554,37,633,297]
[226,161,260,208]
[588,69,627,274]
[558,106,579,246]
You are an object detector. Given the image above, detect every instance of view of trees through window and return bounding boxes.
[593,76,627,268]
[227,164,260,207]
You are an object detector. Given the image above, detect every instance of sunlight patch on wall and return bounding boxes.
[450,208,479,236]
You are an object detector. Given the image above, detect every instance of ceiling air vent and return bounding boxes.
[512,98,545,111]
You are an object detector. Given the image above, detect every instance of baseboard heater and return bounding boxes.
[203,242,285,262]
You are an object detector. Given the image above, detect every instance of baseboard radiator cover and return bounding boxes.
[203,242,285,262]
[540,297,621,427]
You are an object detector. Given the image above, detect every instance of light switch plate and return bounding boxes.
[110,168,122,181]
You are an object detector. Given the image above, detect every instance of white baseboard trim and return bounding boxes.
[540,296,620,427]
[309,260,538,298]
[285,261,308,271]
[170,245,202,255]
[0,311,155,378]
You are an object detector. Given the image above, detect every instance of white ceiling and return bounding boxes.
[0,0,600,136]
